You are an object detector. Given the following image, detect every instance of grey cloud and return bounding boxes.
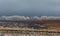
[0,0,60,16]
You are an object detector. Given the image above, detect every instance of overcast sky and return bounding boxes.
[0,0,60,16]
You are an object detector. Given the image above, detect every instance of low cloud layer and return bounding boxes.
[0,16,60,20]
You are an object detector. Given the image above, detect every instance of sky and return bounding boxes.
[0,0,60,16]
